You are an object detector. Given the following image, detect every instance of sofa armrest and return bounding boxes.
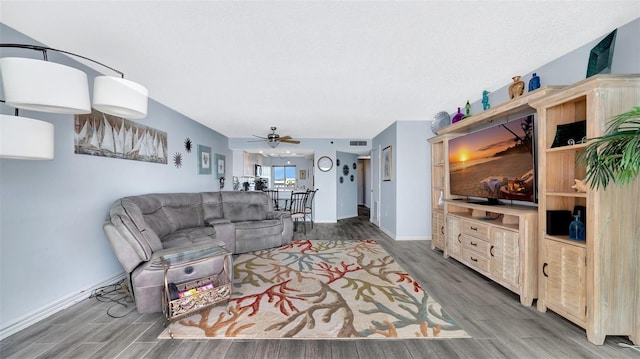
[103,221,147,274]
[209,221,236,253]
[266,211,293,245]
[266,211,290,221]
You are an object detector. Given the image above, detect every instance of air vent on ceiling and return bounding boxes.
[349,140,368,147]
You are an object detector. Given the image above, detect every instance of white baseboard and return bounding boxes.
[394,235,429,241]
[0,272,126,341]
[379,226,396,240]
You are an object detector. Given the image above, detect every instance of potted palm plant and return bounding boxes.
[579,106,640,189]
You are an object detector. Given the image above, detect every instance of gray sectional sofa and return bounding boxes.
[103,191,293,313]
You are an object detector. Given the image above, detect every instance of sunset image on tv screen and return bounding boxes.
[449,115,535,202]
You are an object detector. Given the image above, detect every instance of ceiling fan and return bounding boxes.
[251,127,300,148]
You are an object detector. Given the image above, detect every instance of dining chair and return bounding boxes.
[304,189,318,229]
[287,191,309,234]
[263,189,280,211]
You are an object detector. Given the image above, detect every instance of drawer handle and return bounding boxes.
[470,241,477,246]
[457,233,462,243]
[490,245,495,257]
[542,263,548,277]
[441,226,445,235]
[470,257,478,262]
[470,226,478,231]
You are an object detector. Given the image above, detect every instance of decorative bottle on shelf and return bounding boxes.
[528,73,541,91]
[569,211,585,241]
[451,107,464,123]
[508,76,525,99]
[438,190,444,208]
[464,100,471,118]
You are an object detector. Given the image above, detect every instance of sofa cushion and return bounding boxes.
[122,195,173,239]
[201,192,224,222]
[113,198,164,253]
[233,219,282,241]
[161,226,219,249]
[157,193,205,231]
[221,191,269,222]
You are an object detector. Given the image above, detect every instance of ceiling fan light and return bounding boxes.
[93,76,149,119]
[0,114,54,160]
[0,57,91,114]
[267,141,279,148]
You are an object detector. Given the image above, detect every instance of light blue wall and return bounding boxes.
[395,121,430,240]
[372,121,430,240]
[0,24,231,335]
[372,123,397,237]
[336,151,358,219]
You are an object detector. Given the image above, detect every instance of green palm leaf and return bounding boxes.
[579,106,640,190]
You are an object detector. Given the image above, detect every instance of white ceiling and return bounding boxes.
[1,1,639,141]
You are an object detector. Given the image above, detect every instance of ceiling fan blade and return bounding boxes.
[252,135,268,139]
[247,139,267,142]
[280,135,293,140]
[280,139,300,144]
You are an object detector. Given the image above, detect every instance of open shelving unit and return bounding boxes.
[530,74,640,345]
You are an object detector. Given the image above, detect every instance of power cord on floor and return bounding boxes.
[90,278,136,318]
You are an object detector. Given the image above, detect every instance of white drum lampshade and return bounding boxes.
[93,76,148,119]
[0,57,91,114]
[0,114,54,160]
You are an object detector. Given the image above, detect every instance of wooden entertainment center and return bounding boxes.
[428,75,640,345]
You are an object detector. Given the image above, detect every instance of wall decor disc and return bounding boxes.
[350,174,354,182]
[184,138,192,153]
[343,164,350,175]
[339,176,344,183]
[173,152,183,168]
[353,163,357,170]
[336,159,340,166]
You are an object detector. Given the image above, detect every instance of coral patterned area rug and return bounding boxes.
[158,239,469,339]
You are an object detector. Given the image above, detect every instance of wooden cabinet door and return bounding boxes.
[446,215,462,259]
[541,239,587,326]
[490,228,520,290]
[431,211,445,251]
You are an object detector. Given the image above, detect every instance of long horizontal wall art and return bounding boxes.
[74,110,167,164]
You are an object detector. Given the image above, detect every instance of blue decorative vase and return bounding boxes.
[569,213,585,241]
[528,73,541,91]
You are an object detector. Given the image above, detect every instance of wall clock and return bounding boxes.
[317,156,333,172]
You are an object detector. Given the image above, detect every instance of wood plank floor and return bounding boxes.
[1,207,638,358]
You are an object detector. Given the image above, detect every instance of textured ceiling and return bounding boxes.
[1,1,639,142]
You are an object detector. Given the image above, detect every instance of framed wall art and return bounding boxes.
[299,169,307,180]
[75,110,167,164]
[215,153,226,178]
[197,145,212,174]
[382,145,392,181]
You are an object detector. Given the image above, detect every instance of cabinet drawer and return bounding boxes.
[462,235,490,256]
[463,251,490,273]
[462,220,489,239]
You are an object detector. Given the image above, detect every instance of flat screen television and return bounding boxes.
[448,114,537,205]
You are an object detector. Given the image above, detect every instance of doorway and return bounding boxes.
[370,146,380,227]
